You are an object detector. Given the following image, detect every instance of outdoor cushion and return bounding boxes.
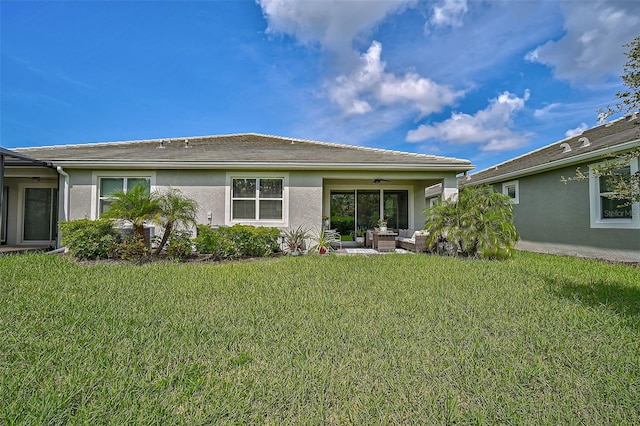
[412,230,429,239]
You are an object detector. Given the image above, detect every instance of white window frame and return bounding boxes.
[225,173,289,227]
[589,159,639,229]
[502,180,519,204]
[91,171,156,220]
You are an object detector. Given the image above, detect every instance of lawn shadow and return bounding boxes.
[545,275,640,323]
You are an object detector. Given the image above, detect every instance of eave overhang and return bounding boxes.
[45,160,475,173]
[465,139,639,186]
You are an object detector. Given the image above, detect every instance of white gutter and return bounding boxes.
[45,161,475,172]
[56,166,70,222]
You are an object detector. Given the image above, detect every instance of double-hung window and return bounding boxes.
[231,177,284,221]
[99,177,151,214]
[589,159,639,229]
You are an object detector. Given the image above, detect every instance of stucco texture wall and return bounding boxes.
[66,169,323,231]
[508,165,639,251]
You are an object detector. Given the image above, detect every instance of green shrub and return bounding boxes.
[115,235,149,262]
[233,225,281,257]
[194,224,280,259]
[166,230,194,261]
[194,225,236,259]
[59,219,118,260]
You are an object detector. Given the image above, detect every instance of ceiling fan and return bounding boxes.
[373,179,391,184]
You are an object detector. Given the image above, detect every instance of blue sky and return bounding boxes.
[1,0,638,172]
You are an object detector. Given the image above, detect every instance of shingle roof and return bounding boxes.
[12,133,472,171]
[465,114,640,185]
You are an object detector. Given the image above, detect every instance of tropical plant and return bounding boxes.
[424,185,519,259]
[101,182,161,247]
[282,224,309,254]
[154,187,198,255]
[310,228,340,254]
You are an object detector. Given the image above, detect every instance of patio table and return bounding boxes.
[373,231,397,252]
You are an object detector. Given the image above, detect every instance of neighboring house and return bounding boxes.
[3,134,472,248]
[463,114,640,262]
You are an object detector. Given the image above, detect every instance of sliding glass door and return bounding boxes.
[23,187,58,242]
[330,189,409,235]
[1,186,7,244]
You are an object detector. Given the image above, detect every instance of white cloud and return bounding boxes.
[406,90,531,152]
[430,0,468,28]
[526,0,640,83]
[325,41,463,115]
[257,0,414,57]
[565,122,588,137]
[533,103,561,119]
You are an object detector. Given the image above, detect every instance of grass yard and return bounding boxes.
[1,252,639,424]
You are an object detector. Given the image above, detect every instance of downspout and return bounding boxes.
[56,166,70,248]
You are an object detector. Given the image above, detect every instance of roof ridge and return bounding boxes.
[245,132,469,163]
[468,114,636,177]
[14,132,470,163]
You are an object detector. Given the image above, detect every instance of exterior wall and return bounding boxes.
[494,164,640,253]
[60,168,460,243]
[413,179,438,229]
[288,172,323,230]
[67,169,93,220]
[65,168,325,232]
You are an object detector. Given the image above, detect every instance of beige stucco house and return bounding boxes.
[2,134,473,249]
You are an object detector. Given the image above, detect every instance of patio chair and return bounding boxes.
[326,229,342,250]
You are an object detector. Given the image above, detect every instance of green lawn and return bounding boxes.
[1,252,639,424]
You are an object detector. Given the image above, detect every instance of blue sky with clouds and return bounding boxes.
[1,0,638,172]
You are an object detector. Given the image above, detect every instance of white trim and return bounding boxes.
[588,159,639,229]
[49,161,473,172]
[502,180,519,204]
[17,182,58,245]
[225,172,289,227]
[90,171,156,220]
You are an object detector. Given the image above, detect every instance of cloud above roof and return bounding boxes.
[428,0,468,29]
[406,90,532,152]
[324,41,463,116]
[257,0,413,58]
[525,0,639,83]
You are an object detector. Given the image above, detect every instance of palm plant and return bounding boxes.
[101,182,161,247]
[282,224,309,255]
[310,228,340,254]
[424,185,519,259]
[154,187,198,255]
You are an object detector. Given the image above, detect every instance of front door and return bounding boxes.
[23,186,58,243]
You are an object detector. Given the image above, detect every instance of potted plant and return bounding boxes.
[322,214,330,229]
[377,218,388,232]
[351,227,366,245]
[310,228,339,254]
[282,224,309,256]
